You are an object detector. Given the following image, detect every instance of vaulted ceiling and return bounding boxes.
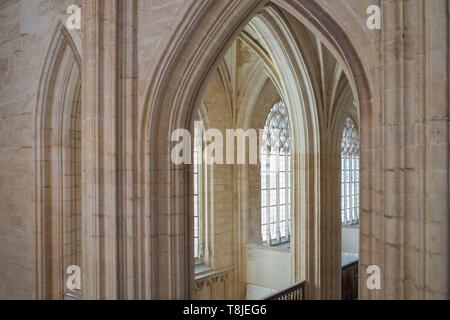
[204,5,356,133]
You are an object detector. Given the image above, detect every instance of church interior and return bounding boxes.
[0,0,448,301]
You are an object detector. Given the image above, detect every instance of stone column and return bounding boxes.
[365,0,449,299]
[320,134,344,299]
[82,0,139,299]
[116,0,140,300]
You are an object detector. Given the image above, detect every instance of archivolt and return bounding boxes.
[35,22,81,299]
[141,0,372,299]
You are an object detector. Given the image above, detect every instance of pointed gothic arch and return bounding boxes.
[141,0,372,300]
[35,23,82,299]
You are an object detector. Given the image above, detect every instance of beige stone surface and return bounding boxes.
[0,0,448,300]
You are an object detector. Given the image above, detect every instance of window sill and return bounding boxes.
[195,265,234,281]
[247,243,291,252]
[342,252,359,267]
[272,242,291,250]
[342,223,359,229]
[195,263,211,277]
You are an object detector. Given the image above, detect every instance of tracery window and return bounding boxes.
[193,122,202,261]
[341,117,360,225]
[193,132,201,261]
[193,119,211,268]
[261,101,291,245]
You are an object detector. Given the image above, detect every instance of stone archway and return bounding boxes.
[35,22,82,299]
[142,0,373,299]
[78,0,450,301]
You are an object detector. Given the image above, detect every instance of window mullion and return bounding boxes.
[276,151,281,244]
[349,154,353,224]
[341,118,360,226]
[266,152,271,245]
[343,154,347,225]
[260,101,291,246]
[285,153,289,241]
[341,156,344,225]
[352,156,356,224]
[201,161,207,260]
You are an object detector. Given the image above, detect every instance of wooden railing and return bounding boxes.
[265,281,306,300]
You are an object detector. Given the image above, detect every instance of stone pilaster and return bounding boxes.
[82,0,119,299]
[368,0,450,299]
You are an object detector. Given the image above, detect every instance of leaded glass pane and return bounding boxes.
[193,121,203,260]
[261,101,292,245]
[341,117,360,225]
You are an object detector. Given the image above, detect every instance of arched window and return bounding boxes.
[194,132,201,261]
[193,122,202,262]
[261,101,291,245]
[341,117,360,225]
[193,119,210,267]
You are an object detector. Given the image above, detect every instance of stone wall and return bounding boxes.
[0,0,81,299]
[0,0,448,300]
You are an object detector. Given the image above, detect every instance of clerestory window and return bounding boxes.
[261,101,292,245]
[341,117,360,226]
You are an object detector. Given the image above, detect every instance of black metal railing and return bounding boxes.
[64,290,82,300]
[263,259,358,300]
[342,261,359,300]
[265,281,306,300]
